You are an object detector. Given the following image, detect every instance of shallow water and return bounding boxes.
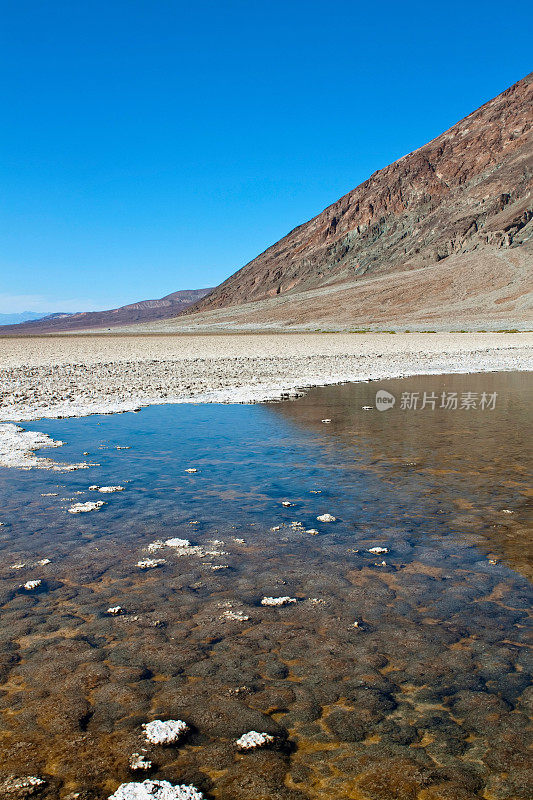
[0,372,531,800]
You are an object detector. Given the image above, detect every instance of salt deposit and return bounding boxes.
[107,606,124,615]
[129,753,152,771]
[164,538,191,548]
[221,609,250,622]
[21,579,42,591]
[98,485,125,493]
[109,780,204,800]
[317,513,336,522]
[0,422,93,471]
[2,334,529,442]
[261,596,297,606]
[235,731,275,750]
[142,719,189,745]
[136,559,166,569]
[68,500,105,513]
[368,546,389,554]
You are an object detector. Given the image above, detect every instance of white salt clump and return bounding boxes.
[143,719,189,745]
[146,540,165,552]
[98,485,125,493]
[41,492,58,496]
[68,501,105,513]
[222,609,250,622]
[306,529,319,535]
[501,509,513,514]
[22,579,42,591]
[233,537,245,543]
[281,501,293,507]
[11,563,26,569]
[107,606,123,615]
[321,419,331,423]
[362,406,373,410]
[4,776,46,791]
[164,538,191,548]
[317,513,336,522]
[184,468,197,473]
[368,546,388,554]
[211,564,229,570]
[261,596,297,607]
[37,558,51,565]
[235,731,275,750]
[129,753,152,771]
[375,560,387,567]
[136,559,165,569]
[109,780,204,800]
[270,525,282,531]
[89,485,100,490]
[310,489,322,493]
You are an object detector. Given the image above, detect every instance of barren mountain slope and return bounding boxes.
[184,73,532,322]
[0,288,213,335]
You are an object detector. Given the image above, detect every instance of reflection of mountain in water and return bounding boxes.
[267,371,533,579]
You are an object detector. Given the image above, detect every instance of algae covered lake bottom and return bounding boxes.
[0,372,531,800]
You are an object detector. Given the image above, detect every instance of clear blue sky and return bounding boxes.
[0,0,530,312]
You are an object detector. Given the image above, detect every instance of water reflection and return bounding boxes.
[0,372,531,800]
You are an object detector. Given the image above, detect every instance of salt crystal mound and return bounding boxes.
[0,422,94,471]
[221,609,250,622]
[261,596,297,606]
[317,513,336,522]
[68,501,105,513]
[21,579,42,591]
[136,559,166,570]
[368,546,389,554]
[143,719,189,745]
[97,485,125,493]
[1,776,47,792]
[235,731,275,750]
[129,753,152,771]
[109,780,204,800]
[164,538,191,548]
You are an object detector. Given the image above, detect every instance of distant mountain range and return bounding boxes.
[0,311,73,325]
[0,289,213,334]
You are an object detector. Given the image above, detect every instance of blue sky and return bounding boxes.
[0,1,530,313]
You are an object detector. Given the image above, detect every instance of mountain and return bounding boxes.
[0,288,213,334]
[0,311,72,325]
[176,73,532,330]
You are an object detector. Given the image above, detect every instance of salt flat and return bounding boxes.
[1,332,532,424]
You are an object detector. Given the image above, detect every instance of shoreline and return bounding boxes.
[1,332,532,469]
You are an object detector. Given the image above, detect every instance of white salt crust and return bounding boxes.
[261,596,297,607]
[143,719,189,745]
[109,780,204,800]
[235,731,275,750]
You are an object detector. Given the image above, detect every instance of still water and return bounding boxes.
[0,372,531,800]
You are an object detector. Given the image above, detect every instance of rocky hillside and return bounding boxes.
[185,73,532,321]
[0,288,213,334]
